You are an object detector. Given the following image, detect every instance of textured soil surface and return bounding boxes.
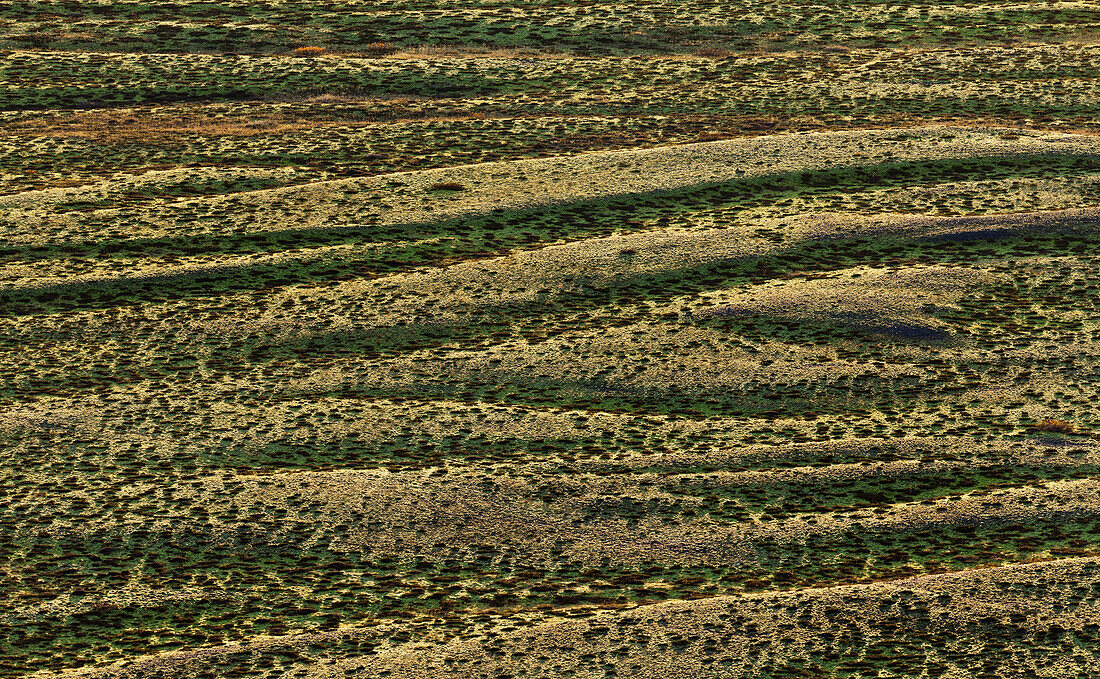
[4,2,1100,677]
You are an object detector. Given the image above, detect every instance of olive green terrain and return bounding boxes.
[4,0,1098,56]
[3,2,1100,678]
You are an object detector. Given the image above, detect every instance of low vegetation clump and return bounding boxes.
[1032,418,1078,435]
[364,41,398,55]
[429,181,468,191]
[291,45,326,57]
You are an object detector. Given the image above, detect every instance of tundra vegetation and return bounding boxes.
[3,1,1100,677]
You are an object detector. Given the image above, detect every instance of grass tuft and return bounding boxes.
[364,41,398,55]
[1032,418,1077,434]
[429,181,468,191]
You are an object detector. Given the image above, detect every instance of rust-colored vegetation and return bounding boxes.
[1031,418,1078,435]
